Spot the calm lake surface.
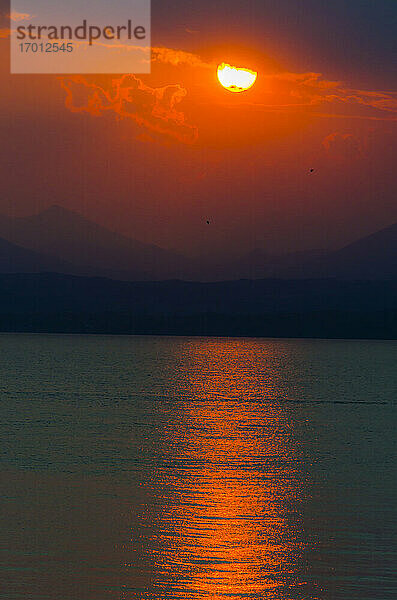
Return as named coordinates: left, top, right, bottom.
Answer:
left=0, top=334, right=396, bottom=599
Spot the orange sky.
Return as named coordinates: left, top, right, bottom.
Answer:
left=0, top=1, right=396, bottom=258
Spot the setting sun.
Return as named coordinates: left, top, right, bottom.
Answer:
left=217, top=62, right=257, bottom=93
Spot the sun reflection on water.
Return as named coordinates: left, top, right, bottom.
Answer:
left=136, top=340, right=314, bottom=599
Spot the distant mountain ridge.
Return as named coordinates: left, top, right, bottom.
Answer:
left=0, top=206, right=191, bottom=280
left=0, top=206, right=396, bottom=280
left=0, top=235, right=84, bottom=275
left=226, top=222, right=397, bottom=280
left=307, top=222, right=397, bottom=279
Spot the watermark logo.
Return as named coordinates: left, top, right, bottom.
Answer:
left=10, top=0, right=151, bottom=73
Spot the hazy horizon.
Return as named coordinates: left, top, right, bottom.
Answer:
left=0, top=202, right=396, bottom=261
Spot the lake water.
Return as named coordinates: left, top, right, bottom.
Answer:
left=0, top=334, right=396, bottom=599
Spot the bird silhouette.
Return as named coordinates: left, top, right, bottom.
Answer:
left=206, top=220, right=210, bottom=225
left=309, top=168, right=315, bottom=173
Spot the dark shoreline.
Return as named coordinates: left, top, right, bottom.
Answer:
left=1, top=310, right=397, bottom=340
left=1, top=272, right=397, bottom=339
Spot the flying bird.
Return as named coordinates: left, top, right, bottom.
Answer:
left=309, top=168, right=315, bottom=173
left=206, top=220, right=210, bottom=225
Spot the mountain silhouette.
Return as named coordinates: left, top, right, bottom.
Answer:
left=311, top=222, right=397, bottom=279
left=234, top=223, right=397, bottom=280
left=282, top=223, right=397, bottom=280
left=0, top=206, right=396, bottom=280
left=0, top=235, right=84, bottom=275
left=0, top=206, right=191, bottom=280
left=228, top=248, right=329, bottom=279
